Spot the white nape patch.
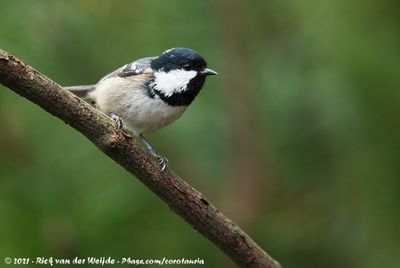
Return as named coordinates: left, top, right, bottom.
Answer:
left=163, top=48, right=174, bottom=54
left=151, top=69, right=197, bottom=97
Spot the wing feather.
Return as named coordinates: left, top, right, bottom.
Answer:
left=99, top=57, right=155, bottom=82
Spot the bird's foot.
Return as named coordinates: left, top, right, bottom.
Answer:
left=111, top=112, right=124, bottom=129
left=156, top=155, right=169, bottom=172
left=138, top=134, right=169, bottom=172
left=110, top=112, right=131, bottom=138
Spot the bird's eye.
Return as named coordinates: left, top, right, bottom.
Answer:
left=183, top=64, right=191, bottom=71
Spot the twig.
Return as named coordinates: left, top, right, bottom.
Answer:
left=0, top=49, right=281, bottom=268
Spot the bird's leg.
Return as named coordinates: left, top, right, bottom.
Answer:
left=110, top=113, right=168, bottom=171
left=137, top=133, right=169, bottom=172
left=140, top=134, right=169, bottom=171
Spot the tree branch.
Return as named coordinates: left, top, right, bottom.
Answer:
left=0, top=49, right=280, bottom=268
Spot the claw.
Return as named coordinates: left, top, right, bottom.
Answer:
left=157, top=156, right=169, bottom=171
left=110, top=112, right=124, bottom=129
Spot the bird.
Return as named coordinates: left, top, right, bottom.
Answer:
left=65, top=47, right=217, bottom=171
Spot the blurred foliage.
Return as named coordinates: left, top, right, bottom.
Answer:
left=1, top=0, right=400, bottom=267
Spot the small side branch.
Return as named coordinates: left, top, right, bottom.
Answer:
left=0, top=49, right=280, bottom=268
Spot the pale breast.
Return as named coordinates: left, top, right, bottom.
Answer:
left=90, top=76, right=187, bottom=134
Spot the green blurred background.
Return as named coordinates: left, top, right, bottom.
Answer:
left=1, top=0, right=399, bottom=267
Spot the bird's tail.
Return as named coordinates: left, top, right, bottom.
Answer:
left=64, top=85, right=96, bottom=97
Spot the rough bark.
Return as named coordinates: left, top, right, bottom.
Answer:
left=0, top=49, right=281, bottom=268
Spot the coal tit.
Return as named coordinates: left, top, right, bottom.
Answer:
left=65, top=47, right=217, bottom=171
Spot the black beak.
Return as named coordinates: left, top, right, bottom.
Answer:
left=200, top=68, right=218, bottom=76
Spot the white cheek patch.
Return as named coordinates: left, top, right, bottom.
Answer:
left=151, top=69, right=197, bottom=97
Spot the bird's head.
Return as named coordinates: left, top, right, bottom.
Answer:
left=150, top=47, right=217, bottom=106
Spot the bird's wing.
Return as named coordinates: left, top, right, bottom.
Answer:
left=99, top=57, right=155, bottom=82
